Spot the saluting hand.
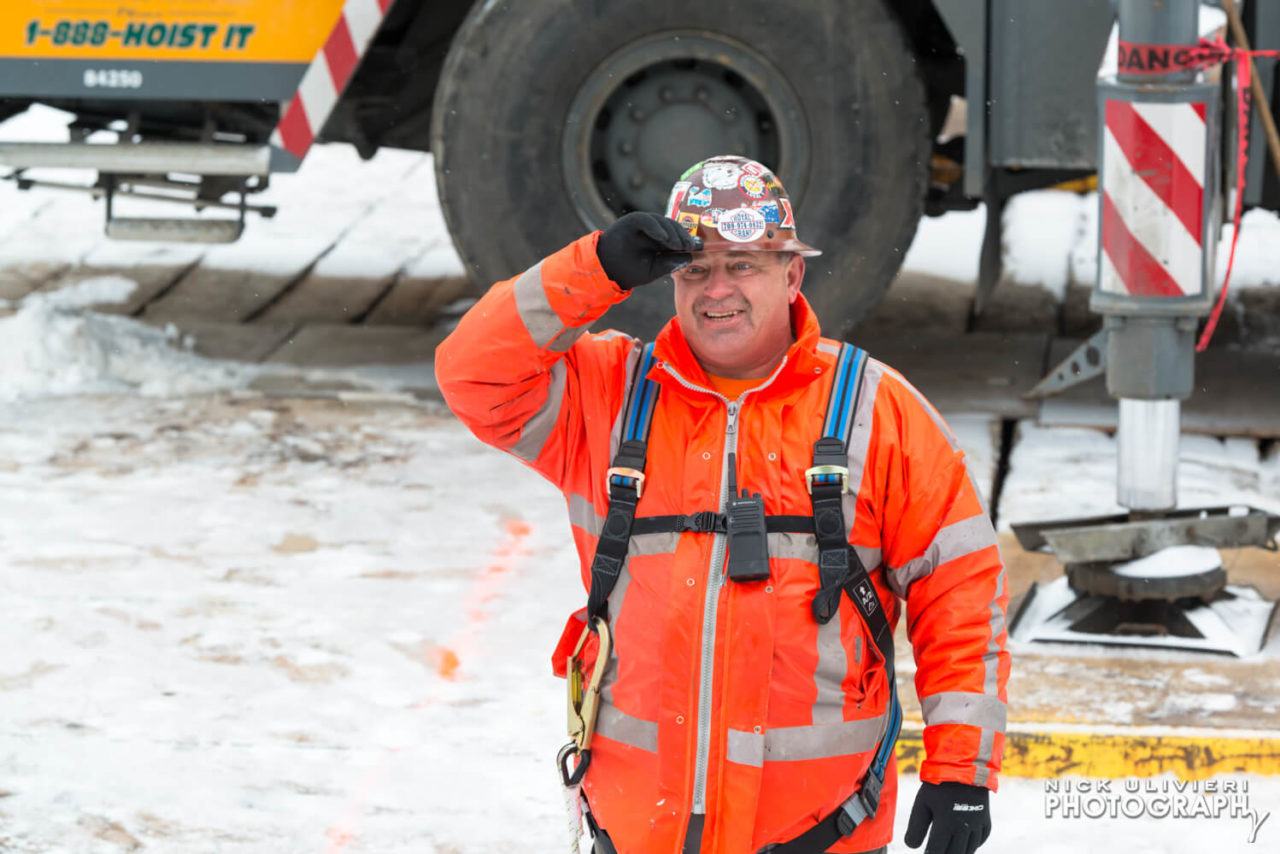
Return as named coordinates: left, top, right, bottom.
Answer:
left=596, top=211, right=702, bottom=291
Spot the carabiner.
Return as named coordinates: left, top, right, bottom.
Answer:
left=558, top=741, right=591, bottom=788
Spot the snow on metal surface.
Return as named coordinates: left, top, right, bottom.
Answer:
left=1112, top=544, right=1222, bottom=578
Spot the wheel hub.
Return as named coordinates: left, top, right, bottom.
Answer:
left=563, top=32, right=808, bottom=228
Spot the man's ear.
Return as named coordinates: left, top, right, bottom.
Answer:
left=785, top=254, right=805, bottom=303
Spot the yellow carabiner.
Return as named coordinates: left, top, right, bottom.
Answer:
left=566, top=615, right=612, bottom=751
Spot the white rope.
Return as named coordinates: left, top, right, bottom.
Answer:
left=559, top=765, right=583, bottom=854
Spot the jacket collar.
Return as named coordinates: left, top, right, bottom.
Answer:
left=650, top=293, right=830, bottom=398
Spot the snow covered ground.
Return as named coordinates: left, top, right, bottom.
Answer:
left=2, top=386, right=1276, bottom=853
left=0, top=288, right=1271, bottom=852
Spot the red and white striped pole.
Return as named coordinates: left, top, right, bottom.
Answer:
left=1093, top=0, right=1219, bottom=511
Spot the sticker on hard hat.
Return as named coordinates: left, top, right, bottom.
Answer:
left=778, top=198, right=795, bottom=228
left=688, top=187, right=713, bottom=207
left=666, top=181, right=691, bottom=218
left=752, top=201, right=780, bottom=223
left=741, top=160, right=766, bottom=177
left=702, top=162, right=742, bottom=190
left=676, top=211, right=700, bottom=237
left=718, top=207, right=767, bottom=243
left=701, top=208, right=724, bottom=227
left=740, top=175, right=766, bottom=198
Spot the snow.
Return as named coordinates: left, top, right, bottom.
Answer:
left=0, top=277, right=258, bottom=401
left=1001, top=192, right=1091, bottom=301
left=1113, top=545, right=1223, bottom=579
left=0, top=396, right=1274, bottom=851
left=999, top=423, right=1280, bottom=531
left=902, top=206, right=986, bottom=282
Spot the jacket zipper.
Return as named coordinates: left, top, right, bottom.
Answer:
left=658, top=357, right=788, bottom=817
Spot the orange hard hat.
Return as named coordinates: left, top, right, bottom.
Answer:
left=664, top=155, right=821, bottom=257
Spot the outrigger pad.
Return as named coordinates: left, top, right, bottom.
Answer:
left=1009, top=576, right=1276, bottom=657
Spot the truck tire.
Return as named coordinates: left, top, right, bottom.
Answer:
left=432, top=0, right=928, bottom=339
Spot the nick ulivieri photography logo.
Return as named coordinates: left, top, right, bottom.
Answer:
left=1043, top=778, right=1271, bottom=843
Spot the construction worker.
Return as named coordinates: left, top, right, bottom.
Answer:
left=435, top=155, right=1009, bottom=854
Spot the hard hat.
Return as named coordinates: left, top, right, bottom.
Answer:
left=663, top=155, right=821, bottom=257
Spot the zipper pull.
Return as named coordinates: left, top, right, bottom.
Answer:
left=725, top=402, right=739, bottom=434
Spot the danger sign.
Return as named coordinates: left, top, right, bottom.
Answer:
left=1117, top=40, right=1197, bottom=76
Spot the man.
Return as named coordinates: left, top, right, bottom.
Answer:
left=436, top=155, right=1009, bottom=854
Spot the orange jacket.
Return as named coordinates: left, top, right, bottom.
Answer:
left=435, top=233, right=1010, bottom=854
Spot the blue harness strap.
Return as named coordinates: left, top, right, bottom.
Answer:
left=769, top=342, right=902, bottom=852
left=587, top=343, right=660, bottom=623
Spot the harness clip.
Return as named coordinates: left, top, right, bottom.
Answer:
left=566, top=615, right=613, bottom=752
left=605, top=467, right=646, bottom=498
left=804, top=464, right=850, bottom=494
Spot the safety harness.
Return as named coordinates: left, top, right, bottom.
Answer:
left=561, top=341, right=903, bottom=852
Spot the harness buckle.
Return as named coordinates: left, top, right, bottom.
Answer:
left=804, top=464, right=850, bottom=494
left=605, top=467, right=646, bottom=499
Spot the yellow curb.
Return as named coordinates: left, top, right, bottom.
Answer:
left=895, top=724, right=1280, bottom=780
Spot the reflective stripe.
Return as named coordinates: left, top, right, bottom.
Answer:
left=726, top=728, right=765, bottom=767
left=629, top=531, right=679, bottom=557
left=974, top=729, right=995, bottom=787
left=975, top=562, right=1008, bottom=787
left=513, top=261, right=591, bottom=350
left=767, top=532, right=816, bottom=561
left=816, top=340, right=841, bottom=356
left=764, top=714, right=887, bottom=762
left=767, top=534, right=879, bottom=573
left=812, top=615, right=848, bottom=725
left=548, top=327, right=588, bottom=353
left=513, top=261, right=562, bottom=347
left=595, top=701, right=658, bottom=753
left=568, top=492, right=603, bottom=537
left=887, top=513, right=1000, bottom=597
left=921, top=692, right=1008, bottom=731
left=510, top=361, right=566, bottom=462
left=984, top=565, right=1007, bottom=700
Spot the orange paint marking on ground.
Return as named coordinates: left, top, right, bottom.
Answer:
left=322, top=515, right=534, bottom=854
left=430, top=645, right=461, bottom=680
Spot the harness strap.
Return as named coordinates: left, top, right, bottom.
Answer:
left=629, top=513, right=815, bottom=536
left=586, top=343, right=659, bottom=623
left=766, top=343, right=902, bottom=853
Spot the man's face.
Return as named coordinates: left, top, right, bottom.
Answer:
left=672, top=250, right=804, bottom=379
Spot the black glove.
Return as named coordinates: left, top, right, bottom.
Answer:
left=904, top=781, right=991, bottom=854
left=596, top=211, right=702, bottom=290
